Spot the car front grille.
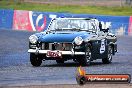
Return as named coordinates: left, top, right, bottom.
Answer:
left=41, top=43, right=73, bottom=51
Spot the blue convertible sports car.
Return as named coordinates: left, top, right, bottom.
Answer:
left=28, top=18, right=117, bottom=66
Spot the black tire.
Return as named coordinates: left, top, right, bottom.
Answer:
left=30, top=53, right=42, bottom=67
left=56, top=60, right=64, bottom=64
left=79, top=44, right=92, bottom=66
left=102, top=46, right=113, bottom=64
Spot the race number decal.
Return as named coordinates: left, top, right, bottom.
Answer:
left=100, top=39, right=105, bottom=54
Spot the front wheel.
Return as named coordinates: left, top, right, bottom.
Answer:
left=102, top=46, right=113, bottom=64
left=79, top=45, right=92, bottom=66
left=30, top=53, right=42, bottom=67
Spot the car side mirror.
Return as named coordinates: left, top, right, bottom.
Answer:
left=99, top=22, right=109, bottom=33
left=102, top=28, right=109, bottom=33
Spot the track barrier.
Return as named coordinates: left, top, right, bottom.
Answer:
left=0, top=9, right=132, bottom=35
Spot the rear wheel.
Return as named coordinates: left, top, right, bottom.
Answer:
left=79, top=44, right=92, bottom=66
left=102, top=46, right=113, bottom=64
left=30, top=53, right=42, bottom=67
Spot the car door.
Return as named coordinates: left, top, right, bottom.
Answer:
left=96, top=31, right=108, bottom=58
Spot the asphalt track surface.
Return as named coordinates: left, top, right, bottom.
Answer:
left=0, top=30, right=132, bottom=87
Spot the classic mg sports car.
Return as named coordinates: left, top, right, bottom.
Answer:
left=28, top=18, right=117, bottom=66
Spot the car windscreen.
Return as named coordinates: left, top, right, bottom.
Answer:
left=48, top=18, right=99, bottom=33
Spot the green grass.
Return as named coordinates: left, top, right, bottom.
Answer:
left=0, top=1, right=132, bottom=16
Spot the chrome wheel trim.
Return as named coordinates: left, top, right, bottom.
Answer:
left=108, top=46, right=112, bottom=61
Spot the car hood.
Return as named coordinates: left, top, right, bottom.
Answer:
left=36, top=32, right=91, bottom=43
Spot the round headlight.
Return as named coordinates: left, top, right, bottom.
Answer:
left=74, top=36, right=83, bottom=45
left=29, top=35, right=38, bottom=44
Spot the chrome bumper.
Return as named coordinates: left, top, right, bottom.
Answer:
left=28, top=49, right=85, bottom=55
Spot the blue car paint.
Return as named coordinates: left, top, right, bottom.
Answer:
left=36, top=31, right=91, bottom=43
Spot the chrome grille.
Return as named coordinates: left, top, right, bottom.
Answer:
left=41, top=43, right=73, bottom=51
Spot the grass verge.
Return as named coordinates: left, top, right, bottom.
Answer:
left=0, top=1, right=132, bottom=16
